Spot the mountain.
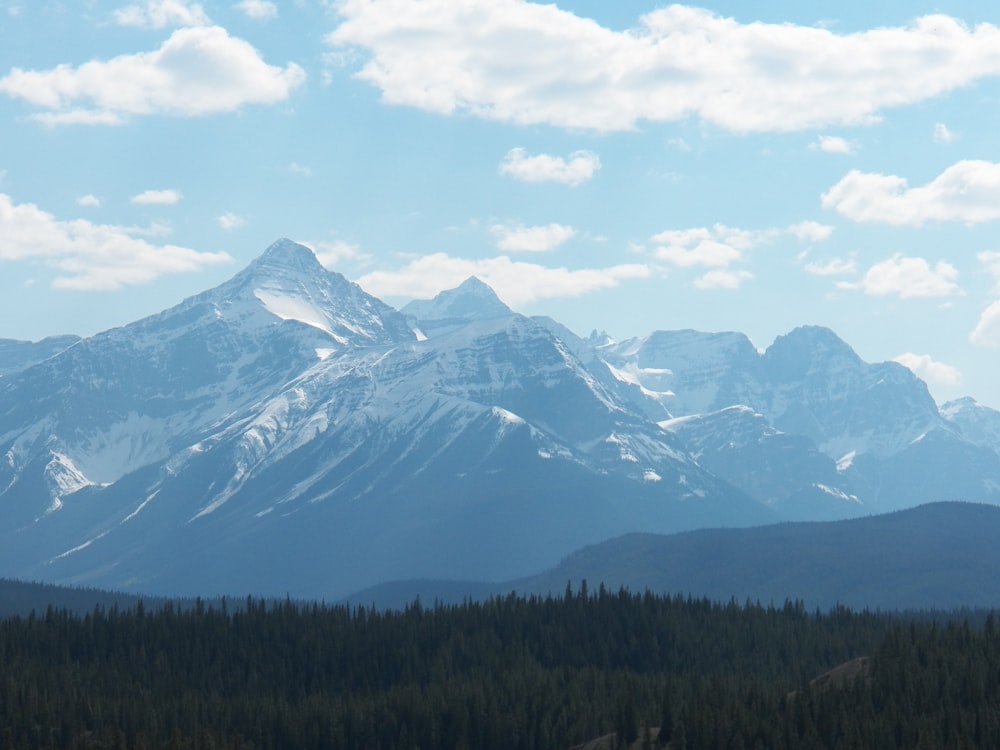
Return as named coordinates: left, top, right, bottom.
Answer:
left=345, top=502, right=1000, bottom=612
left=2, top=238, right=999, bottom=601
left=400, top=276, right=514, bottom=337
left=0, top=241, right=766, bottom=599
left=0, top=334, right=81, bottom=377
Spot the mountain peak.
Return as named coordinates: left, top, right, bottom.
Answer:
left=401, top=276, right=513, bottom=325
left=764, top=325, right=860, bottom=376
left=252, top=238, right=324, bottom=275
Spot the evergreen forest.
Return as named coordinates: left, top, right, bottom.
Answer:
left=1, top=583, right=999, bottom=749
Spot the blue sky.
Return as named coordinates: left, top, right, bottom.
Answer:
left=2, top=1, right=1000, bottom=408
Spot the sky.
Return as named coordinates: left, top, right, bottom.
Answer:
left=2, top=1, right=1000, bottom=409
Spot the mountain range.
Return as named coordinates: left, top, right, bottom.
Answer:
left=2, top=239, right=999, bottom=601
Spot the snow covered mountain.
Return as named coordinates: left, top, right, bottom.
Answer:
left=0, top=240, right=764, bottom=599
left=1, top=238, right=998, bottom=599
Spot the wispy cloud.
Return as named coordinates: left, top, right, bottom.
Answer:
left=288, top=162, right=313, bottom=176
left=217, top=212, right=246, bottom=230
left=933, top=122, right=956, bottom=143
left=357, top=253, right=649, bottom=306
left=0, top=26, right=305, bottom=125
left=77, top=194, right=101, bottom=208
left=113, top=0, right=210, bottom=29
left=803, top=257, right=856, bottom=276
left=811, top=135, right=859, bottom=155
left=498, top=148, right=600, bottom=186
left=131, top=189, right=182, bottom=206
left=693, top=269, right=754, bottom=290
left=837, top=254, right=962, bottom=298
left=0, top=192, right=231, bottom=290
left=822, top=160, right=1000, bottom=225
left=490, top=223, right=576, bottom=252
left=235, top=0, right=277, bottom=21
left=308, top=239, right=365, bottom=268
left=893, top=352, right=962, bottom=385
left=328, top=3, right=1000, bottom=133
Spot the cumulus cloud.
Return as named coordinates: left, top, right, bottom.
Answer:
left=893, top=352, right=963, bottom=385
left=811, top=135, right=858, bottom=155
left=490, top=223, right=576, bottom=252
left=0, top=192, right=231, bottom=290
left=498, top=148, right=601, bottom=186
left=357, top=253, right=650, bottom=306
left=327, top=2, right=1000, bottom=133
left=77, top=194, right=101, bottom=207
left=933, top=122, right=956, bottom=143
left=131, top=188, right=182, bottom=205
left=0, top=26, right=305, bottom=124
left=235, top=0, right=277, bottom=20
left=970, top=300, right=1000, bottom=347
left=651, top=225, right=766, bottom=268
left=837, top=254, right=962, bottom=298
left=822, top=160, right=1000, bottom=225
left=217, top=212, right=246, bottom=230
left=648, top=221, right=830, bottom=289
left=113, top=0, right=210, bottom=28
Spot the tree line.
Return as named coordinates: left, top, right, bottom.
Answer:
left=1, top=583, right=998, bottom=748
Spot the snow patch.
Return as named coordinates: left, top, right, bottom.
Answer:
left=491, top=406, right=525, bottom=425
left=254, top=289, right=347, bottom=343
left=836, top=450, right=856, bottom=471
left=51, top=530, right=110, bottom=561
left=643, top=469, right=662, bottom=482
left=122, top=491, right=159, bottom=524
left=814, top=483, right=861, bottom=504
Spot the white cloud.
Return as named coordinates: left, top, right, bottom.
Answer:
left=933, top=122, right=956, bottom=143
left=788, top=221, right=835, bottom=242
left=498, top=148, right=600, bottom=187
left=357, top=253, right=650, bottom=306
left=217, top=212, right=246, bottom=230
left=893, top=352, right=963, bottom=385
left=978, top=250, right=1000, bottom=292
left=803, top=257, right=856, bottom=276
left=328, top=3, right=1000, bottom=133
left=131, top=189, right=182, bottom=205
left=0, top=26, right=305, bottom=124
left=0, top=192, right=231, bottom=290
left=649, top=222, right=829, bottom=277
left=309, top=239, right=364, bottom=268
left=693, top=269, right=754, bottom=290
left=288, top=162, right=313, bottom=176
left=837, top=254, right=962, bottom=298
left=235, top=0, right=277, bottom=21
left=822, top=160, right=1000, bottom=225
left=970, top=300, right=1000, bottom=347
left=77, top=194, right=101, bottom=208
left=490, top=223, right=576, bottom=252
left=113, top=0, right=210, bottom=29
left=811, top=135, right=858, bottom=155
left=651, top=225, right=764, bottom=267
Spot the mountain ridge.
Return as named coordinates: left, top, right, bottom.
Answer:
left=1, top=239, right=998, bottom=600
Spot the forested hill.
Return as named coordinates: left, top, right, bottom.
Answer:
left=2, top=587, right=1000, bottom=748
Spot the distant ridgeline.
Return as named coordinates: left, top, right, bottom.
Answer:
left=1, top=585, right=999, bottom=749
